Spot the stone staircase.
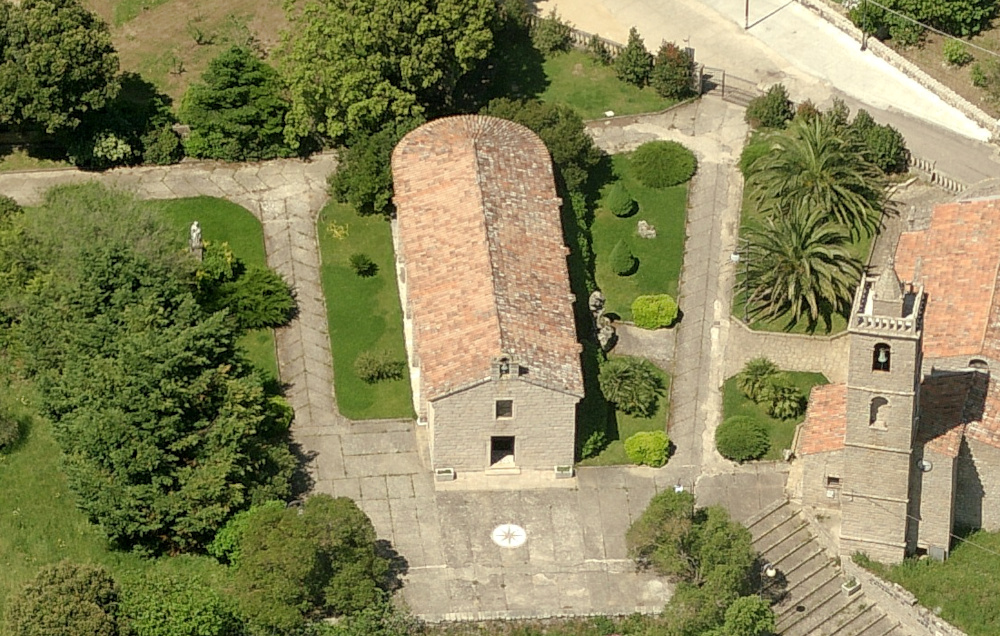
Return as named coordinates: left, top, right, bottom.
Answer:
left=746, top=500, right=903, bottom=636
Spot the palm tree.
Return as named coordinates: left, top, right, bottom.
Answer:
left=743, top=207, right=863, bottom=328
left=746, top=116, right=885, bottom=239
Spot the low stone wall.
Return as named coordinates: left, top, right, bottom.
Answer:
left=725, top=320, right=849, bottom=383
left=842, top=558, right=968, bottom=636
left=795, top=0, right=1000, bottom=143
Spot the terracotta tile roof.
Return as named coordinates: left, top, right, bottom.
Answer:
left=917, top=373, right=986, bottom=458
left=392, top=115, right=583, bottom=401
left=894, top=197, right=1000, bottom=359
left=796, top=383, right=847, bottom=455
left=968, top=374, right=1000, bottom=448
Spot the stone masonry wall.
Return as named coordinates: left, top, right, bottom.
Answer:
left=799, top=450, right=845, bottom=509
left=842, top=558, right=968, bottom=636
left=724, top=321, right=849, bottom=383
left=912, top=447, right=956, bottom=555
left=795, top=0, right=1000, bottom=142
left=955, top=437, right=1000, bottom=531
left=430, top=380, right=577, bottom=473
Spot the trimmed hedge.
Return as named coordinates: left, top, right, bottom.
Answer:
left=609, top=239, right=638, bottom=276
left=605, top=182, right=638, bottom=217
left=624, top=430, right=670, bottom=467
left=629, top=140, right=697, bottom=188
left=354, top=350, right=405, bottom=383
left=631, top=294, right=678, bottom=329
left=716, top=415, right=770, bottom=462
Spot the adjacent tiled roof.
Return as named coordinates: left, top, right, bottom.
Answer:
left=796, top=383, right=847, bottom=455
left=391, top=115, right=583, bottom=401
left=894, top=197, right=1000, bottom=359
left=917, top=373, right=984, bottom=458
left=894, top=195, right=1000, bottom=450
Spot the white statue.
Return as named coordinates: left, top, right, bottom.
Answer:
left=189, top=221, right=203, bottom=260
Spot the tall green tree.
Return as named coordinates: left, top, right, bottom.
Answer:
left=6, top=562, right=123, bottom=636
left=0, top=0, right=120, bottom=132
left=280, top=0, right=495, bottom=145
left=746, top=116, right=885, bottom=239
left=233, top=495, right=390, bottom=633
left=181, top=46, right=296, bottom=161
left=614, top=27, right=653, bottom=87
left=743, top=208, right=864, bottom=327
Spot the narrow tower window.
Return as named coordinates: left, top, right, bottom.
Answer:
left=873, top=344, right=891, bottom=372
left=870, top=397, right=889, bottom=429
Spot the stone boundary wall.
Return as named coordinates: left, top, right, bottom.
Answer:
left=842, top=558, right=968, bottom=636
left=725, top=321, right=849, bottom=383
left=795, top=0, right=1000, bottom=143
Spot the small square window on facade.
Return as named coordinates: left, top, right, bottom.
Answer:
left=495, top=399, right=513, bottom=418
left=826, top=476, right=842, bottom=488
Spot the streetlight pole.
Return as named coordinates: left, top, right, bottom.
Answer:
left=745, top=0, right=750, bottom=29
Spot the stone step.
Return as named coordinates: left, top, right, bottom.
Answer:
left=745, top=498, right=792, bottom=531
left=783, top=587, right=867, bottom=636
left=750, top=506, right=800, bottom=544
left=777, top=573, right=843, bottom=631
left=778, top=549, right=833, bottom=587
left=853, top=613, right=898, bottom=636
left=771, top=539, right=824, bottom=575
left=828, top=600, right=881, bottom=636
left=760, top=524, right=815, bottom=564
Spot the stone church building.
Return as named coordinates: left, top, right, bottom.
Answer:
left=389, top=115, right=583, bottom=479
left=794, top=194, right=1000, bottom=563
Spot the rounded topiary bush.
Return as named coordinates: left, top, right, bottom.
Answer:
left=629, top=140, right=697, bottom=188
left=609, top=239, right=638, bottom=276
left=354, top=350, right=405, bottom=383
left=624, top=430, right=670, bottom=467
left=605, top=182, right=638, bottom=217
left=631, top=294, right=678, bottom=329
left=716, top=416, right=770, bottom=462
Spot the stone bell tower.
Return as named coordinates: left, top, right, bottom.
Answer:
left=840, top=261, right=925, bottom=563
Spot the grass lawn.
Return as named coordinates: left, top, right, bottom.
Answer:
left=722, top=371, right=828, bottom=460
left=152, top=196, right=278, bottom=380
left=317, top=202, right=414, bottom=420
left=0, top=385, right=226, bottom=624
left=593, top=153, right=688, bottom=321
left=860, top=531, right=1000, bottom=636
left=541, top=50, right=677, bottom=120
left=0, top=148, right=69, bottom=172
left=578, top=356, right=671, bottom=466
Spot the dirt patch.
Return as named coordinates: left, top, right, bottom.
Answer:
left=84, top=0, right=287, bottom=105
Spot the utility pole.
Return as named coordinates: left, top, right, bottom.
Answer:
left=745, top=0, right=750, bottom=29
left=861, top=0, right=869, bottom=50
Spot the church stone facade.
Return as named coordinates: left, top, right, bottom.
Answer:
left=795, top=195, right=1000, bottom=563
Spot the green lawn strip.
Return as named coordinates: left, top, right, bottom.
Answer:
left=579, top=358, right=671, bottom=467
left=732, top=191, right=874, bottom=336
left=721, top=372, right=828, bottom=460
left=864, top=531, right=1000, bottom=636
left=153, top=196, right=278, bottom=380
left=540, top=50, right=676, bottom=120
left=0, top=402, right=225, bottom=622
left=593, top=154, right=687, bottom=321
left=113, top=0, right=172, bottom=26
left=317, top=202, right=414, bottom=420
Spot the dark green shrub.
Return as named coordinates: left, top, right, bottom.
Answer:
left=738, top=135, right=774, bottom=178
left=631, top=294, right=678, bottom=329
left=744, top=84, right=793, bottom=129
left=140, top=125, right=184, bottom=165
left=614, top=27, right=653, bottom=87
left=531, top=9, right=572, bottom=55
left=587, top=33, right=612, bottom=65
left=208, top=500, right=287, bottom=566
left=735, top=357, right=779, bottom=403
left=6, top=562, right=123, bottom=636
left=609, top=239, right=638, bottom=276
left=68, top=131, right=136, bottom=170
left=350, top=252, right=379, bottom=277
left=849, top=109, right=910, bottom=174
left=221, top=267, right=297, bottom=330
left=715, top=416, right=770, bottom=462
left=944, top=39, right=974, bottom=66
left=605, top=182, right=637, bottom=217
left=630, top=140, right=697, bottom=188
left=795, top=99, right=821, bottom=123
left=0, top=194, right=22, bottom=219
left=760, top=375, right=806, bottom=420
left=0, top=410, right=20, bottom=450
left=970, top=59, right=1000, bottom=102
left=650, top=42, right=694, bottom=100
left=581, top=430, right=608, bottom=459
left=624, top=430, right=670, bottom=467
left=355, top=350, right=405, bottom=383
left=120, top=572, right=237, bottom=636
left=598, top=356, right=665, bottom=417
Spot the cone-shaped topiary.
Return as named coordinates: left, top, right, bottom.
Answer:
left=605, top=182, right=638, bottom=217
left=609, top=239, right=638, bottom=276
